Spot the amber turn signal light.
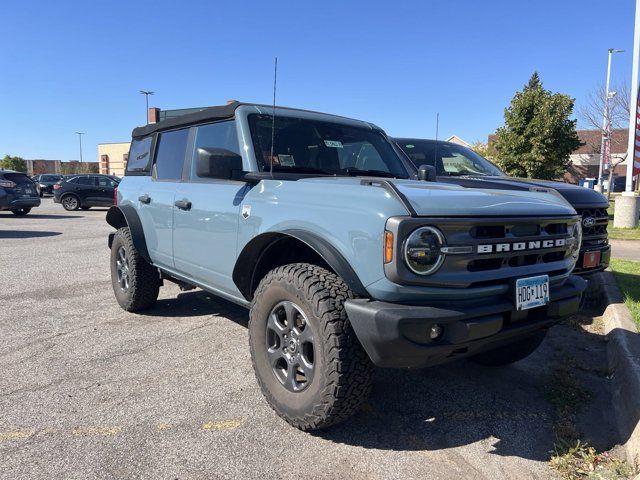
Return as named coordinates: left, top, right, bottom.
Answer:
left=384, top=231, right=394, bottom=263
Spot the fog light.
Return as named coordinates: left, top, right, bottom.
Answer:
left=429, top=324, right=444, bottom=340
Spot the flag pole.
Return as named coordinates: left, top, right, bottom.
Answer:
left=625, top=0, right=640, bottom=192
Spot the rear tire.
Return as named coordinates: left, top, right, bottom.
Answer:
left=11, top=208, right=31, bottom=216
left=110, top=227, right=160, bottom=312
left=61, top=194, right=80, bottom=211
left=470, top=331, right=547, bottom=366
left=249, top=263, right=373, bottom=430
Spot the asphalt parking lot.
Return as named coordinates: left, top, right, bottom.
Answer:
left=0, top=199, right=620, bottom=479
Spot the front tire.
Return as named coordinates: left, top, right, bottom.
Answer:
left=249, top=263, right=373, bottom=430
left=11, top=208, right=31, bottom=216
left=110, top=227, right=160, bottom=312
left=61, top=194, right=80, bottom=211
left=470, top=331, right=547, bottom=366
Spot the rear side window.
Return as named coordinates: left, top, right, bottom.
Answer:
left=76, top=176, right=95, bottom=186
left=4, top=173, right=32, bottom=185
left=191, top=121, right=240, bottom=179
left=154, top=129, right=189, bottom=180
left=42, top=175, right=62, bottom=182
left=126, top=137, right=153, bottom=173
left=97, top=176, right=117, bottom=187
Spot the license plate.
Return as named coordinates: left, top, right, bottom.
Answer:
left=515, top=275, right=549, bottom=311
left=24, top=188, right=32, bottom=194
left=582, top=251, right=601, bottom=269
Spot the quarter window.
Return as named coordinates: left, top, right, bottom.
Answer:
left=126, top=137, right=153, bottom=173
left=191, top=121, right=240, bottom=179
left=154, top=129, right=189, bottom=180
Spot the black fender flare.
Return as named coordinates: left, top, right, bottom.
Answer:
left=232, top=229, right=368, bottom=301
left=105, top=205, right=152, bottom=264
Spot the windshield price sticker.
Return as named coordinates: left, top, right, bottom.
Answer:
left=324, top=140, right=343, bottom=148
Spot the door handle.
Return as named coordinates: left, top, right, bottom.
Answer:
left=138, top=194, right=151, bottom=204
left=174, top=199, right=191, bottom=211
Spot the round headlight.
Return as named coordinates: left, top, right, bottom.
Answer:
left=568, top=222, right=582, bottom=260
left=403, top=226, right=445, bottom=275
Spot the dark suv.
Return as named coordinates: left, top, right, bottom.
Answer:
left=0, top=169, right=40, bottom=215
left=395, top=139, right=611, bottom=275
left=32, top=174, right=64, bottom=196
left=53, top=174, right=119, bottom=211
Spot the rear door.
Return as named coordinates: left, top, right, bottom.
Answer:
left=95, top=176, right=117, bottom=205
left=136, top=128, right=189, bottom=269
left=173, top=120, right=246, bottom=295
left=75, top=176, right=99, bottom=203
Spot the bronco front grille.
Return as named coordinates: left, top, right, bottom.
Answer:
left=385, top=215, right=580, bottom=289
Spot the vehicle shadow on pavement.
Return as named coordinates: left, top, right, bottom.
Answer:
left=140, top=290, right=249, bottom=327
left=0, top=214, right=83, bottom=219
left=0, top=230, right=62, bottom=239
left=312, top=307, right=621, bottom=462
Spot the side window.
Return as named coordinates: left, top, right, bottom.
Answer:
left=97, top=176, right=116, bottom=187
left=76, top=176, right=95, bottom=186
left=154, top=128, right=189, bottom=180
left=191, top=121, right=240, bottom=179
left=126, top=137, right=153, bottom=173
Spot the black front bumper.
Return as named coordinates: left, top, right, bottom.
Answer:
left=345, top=275, right=587, bottom=368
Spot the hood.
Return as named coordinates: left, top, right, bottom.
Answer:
left=436, top=175, right=608, bottom=208
left=296, top=177, right=576, bottom=217
left=392, top=179, right=576, bottom=217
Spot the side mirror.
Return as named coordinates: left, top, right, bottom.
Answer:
left=417, top=164, right=437, bottom=182
left=196, top=148, right=243, bottom=180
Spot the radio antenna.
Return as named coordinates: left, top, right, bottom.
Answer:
left=270, top=57, right=278, bottom=177
left=434, top=112, right=439, bottom=166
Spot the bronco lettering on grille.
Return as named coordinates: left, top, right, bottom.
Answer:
left=477, top=238, right=566, bottom=254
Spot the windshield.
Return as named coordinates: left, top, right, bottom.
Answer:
left=249, top=114, right=411, bottom=178
left=396, top=140, right=504, bottom=177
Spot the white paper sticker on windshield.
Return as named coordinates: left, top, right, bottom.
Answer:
left=277, top=154, right=296, bottom=166
left=324, top=140, right=343, bottom=148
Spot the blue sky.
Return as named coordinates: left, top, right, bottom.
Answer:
left=0, top=0, right=635, bottom=161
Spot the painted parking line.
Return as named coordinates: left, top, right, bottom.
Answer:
left=201, top=419, right=244, bottom=430
left=0, top=418, right=245, bottom=444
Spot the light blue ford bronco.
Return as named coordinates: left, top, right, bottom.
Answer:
left=106, top=101, right=586, bottom=430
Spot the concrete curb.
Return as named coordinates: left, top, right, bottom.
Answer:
left=594, top=271, right=640, bottom=468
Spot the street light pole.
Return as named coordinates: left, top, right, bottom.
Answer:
left=139, top=90, right=154, bottom=123
left=75, top=132, right=84, bottom=163
left=598, top=48, right=624, bottom=192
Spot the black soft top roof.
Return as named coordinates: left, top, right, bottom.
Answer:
left=132, top=101, right=242, bottom=139
left=131, top=101, right=378, bottom=139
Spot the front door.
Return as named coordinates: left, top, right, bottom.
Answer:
left=172, top=120, right=246, bottom=296
left=96, top=176, right=118, bottom=205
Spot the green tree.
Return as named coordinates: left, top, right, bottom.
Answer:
left=470, top=141, right=490, bottom=159
left=0, top=155, right=26, bottom=172
left=493, top=72, right=582, bottom=179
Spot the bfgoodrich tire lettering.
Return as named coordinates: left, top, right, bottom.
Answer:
left=110, top=227, right=160, bottom=312
left=249, top=263, right=373, bottom=430
left=470, top=331, right=547, bottom=366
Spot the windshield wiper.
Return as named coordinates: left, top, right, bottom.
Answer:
left=340, top=168, right=397, bottom=178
